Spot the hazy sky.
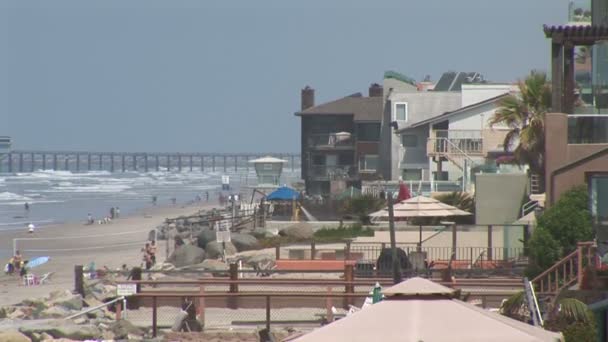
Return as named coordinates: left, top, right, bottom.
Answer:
left=2, top=0, right=567, bottom=153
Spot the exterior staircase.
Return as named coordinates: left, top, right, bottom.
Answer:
left=531, top=241, right=597, bottom=303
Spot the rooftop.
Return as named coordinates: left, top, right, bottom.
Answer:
left=295, top=94, right=382, bottom=121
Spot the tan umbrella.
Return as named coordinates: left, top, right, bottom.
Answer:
left=288, top=277, right=563, bottom=342
left=370, top=196, right=472, bottom=219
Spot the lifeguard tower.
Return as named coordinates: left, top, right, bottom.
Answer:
left=249, top=156, right=287, bottom=187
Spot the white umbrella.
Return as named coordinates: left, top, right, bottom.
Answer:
left=288, top=277, right=563, bottom=342
left=370, top=196, right=472, bottom=219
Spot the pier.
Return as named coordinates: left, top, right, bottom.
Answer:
left=0, top=150, right=301, bottom=173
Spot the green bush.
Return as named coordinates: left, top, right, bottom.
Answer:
left=536, top=185, right=593, bottom=254
left=525, top=226, right=562, bottom=278
left=313, top=223, right=374, bottom=242
left=526, top=185, right=593, bottom=278
left=340, top=195, right=385, bottom=223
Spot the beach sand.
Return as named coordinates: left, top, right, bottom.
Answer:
left=0, top=202, right=218, bottom=305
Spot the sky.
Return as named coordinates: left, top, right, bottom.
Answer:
left=1, top=0, right=568, bottom=153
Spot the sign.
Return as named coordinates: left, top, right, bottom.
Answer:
left=221, top=175, right=230, bottom=185
left=116, top=283, right=137, bottom=296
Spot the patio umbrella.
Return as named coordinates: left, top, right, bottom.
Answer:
left=26, top=256, right=50, bottom=269
left=288, top=277, right=563, bottom=342
left=369, top=196, right=472, bottom=250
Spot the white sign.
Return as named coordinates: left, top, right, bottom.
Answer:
left=216, top=230, right=231, bottom=243
left=117, top=283, right=137, bottom=296
left=221, top=175, right=230, bottom=185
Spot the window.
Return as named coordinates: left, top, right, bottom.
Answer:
left=359, top=154, right=378, bottom=172
left=394, top=102, right=408, bottom=121
left=401, top=134, right=418, bottom=147
left=402, top=169, right=422, bottom=181
left=357, top=123, right=381, bottom=141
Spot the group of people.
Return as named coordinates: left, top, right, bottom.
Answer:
left=4, top=250, right=28, bottom=277
left=218, top=193, right=240, bottom=206
left=85, top=206, right=121, bottom=225
left=141, top=240, right=157, bottom=270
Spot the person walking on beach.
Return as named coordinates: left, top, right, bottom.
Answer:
left=152, top=196, right=157, bottom=206
left=142, top=243, right=152, bottom=270
left=24, top=202, right=30, bottom=212
left=110, top=207, right=115, bottom=220
left=148, top=240, right=157, bottom=265
left=116, top=207, right=120, bottom=218
left=205, top=191, right=209, bottom=202
left=27, top=223, right=35, bottom=234
left=13, top=251, right=22, bottom=273
left=87, top=213, right=94, bottom=225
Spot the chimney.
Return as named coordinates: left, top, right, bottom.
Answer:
left=301, top=86, right=315, bottom=111
left=368, top=83, right=383, bottom=97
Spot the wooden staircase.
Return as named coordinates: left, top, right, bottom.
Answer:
left=531, top=242, right=596, bottom=300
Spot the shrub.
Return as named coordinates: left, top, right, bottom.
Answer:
left=313, top=223, right=374, bottom=242
left=536, top=185, right=593, bottom=254
left=340, top=195, right=385, bottom=224
left=525, top=226, right=562, bottom=278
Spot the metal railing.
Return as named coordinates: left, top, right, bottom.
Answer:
left=307, top=133, right=355, bottom=149
left=521, top=200, right=539, bottom=218
left=308, top=165, right=357, bottom=180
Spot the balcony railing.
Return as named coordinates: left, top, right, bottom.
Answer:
left=309, top=165, right=357, bottom=180
left=428, top=130, right=483, bottom=156
left=307, top=133, right=355, bottom=149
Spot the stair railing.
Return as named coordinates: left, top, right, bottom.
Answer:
left=531, top=241, right=596, bottom=297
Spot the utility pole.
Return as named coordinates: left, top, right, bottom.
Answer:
left=387, top=192, right=402, bottom=284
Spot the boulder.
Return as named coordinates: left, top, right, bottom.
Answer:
left=196, top=229, right=217, bottom=249
left=230, top=233, right=259, bottom=252
left=251, top=228, right=274, bottom=239
left=8, top=308, right=27, bottom=320
left=280, top=222, right=314, bottom=240
left=0, top=330, right=31, bottom=342
left=205, top=241, right=237, bottom=259
left=109, top=320, right=143, bottom=340
left=47, top=293, right=82, bottom=311
left=199, top=259, right=229, bottom=271
left=39, top=306, right=71, bottom=319
left=19, top=320, right=101, bottom=341
left=167, top=244, right=206, bottom=267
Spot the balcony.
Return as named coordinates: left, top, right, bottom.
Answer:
left=427, top=130, right=484, bottom=157
left=307, top=133, right=355, bottom=150
left=308, top=165, right=357, bottom=181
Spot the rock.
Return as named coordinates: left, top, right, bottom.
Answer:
left=196, top=229, right=217, bottom=249
left=205, top=241, right=237, bottom=259
left=167, top=244, right=206, bottom=267
left=39, top=306, right=70, bottom=319
left=230, top=233, right=259, bottom=252
left=110, top=320, right=143, bottom=340
left=40, top=332, right=53, bottom=341
left=199, top=259, right=229, bottom=271
left=279, top=222, right=314, bottom=240
left=244, top=252, right=275, bottom=267
left=72, top=317, right=87, bottom=325
left=100, top=330, right=115, bottom=341
left=19, top=319, right=101, bottom=341
left=0, top=330, right=31, bottom=342
left=8, top=308, right=26, bottom=320
left=48, top=293, right=82, bottom=311
left=251, top=228, right=274, bottom=239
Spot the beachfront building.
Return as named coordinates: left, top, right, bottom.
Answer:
left=295, top=85, right=383, bottom=195
left=542, top=13, right=608, bottom=252
left=395, top=84, right=519, bottom=191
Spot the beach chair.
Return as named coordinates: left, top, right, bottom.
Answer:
left=23, top=274, right=37, bottom=286
left=39, top=272, right=54, bottom=284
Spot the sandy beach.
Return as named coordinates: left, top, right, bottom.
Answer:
left=0, top=202, right=218, bottom=306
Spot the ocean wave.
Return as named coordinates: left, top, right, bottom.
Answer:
left=44, top=184, right=132, bottom=193
left=0, top=192, right=33, bottom=202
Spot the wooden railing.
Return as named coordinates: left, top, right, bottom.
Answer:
left=531, top=241, right=596, bottom=296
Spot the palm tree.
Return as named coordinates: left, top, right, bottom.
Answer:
left=490, top=72, right=551, bottom=192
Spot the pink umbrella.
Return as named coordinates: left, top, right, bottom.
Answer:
left=396, top=182, right=411, bottom=202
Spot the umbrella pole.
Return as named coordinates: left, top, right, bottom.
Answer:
left=418, top=225, right=422, bottom=252
left=387, top=193, right=402, bottom=284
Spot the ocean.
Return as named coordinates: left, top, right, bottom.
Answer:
left=0, top=168, right=299, bottom=232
